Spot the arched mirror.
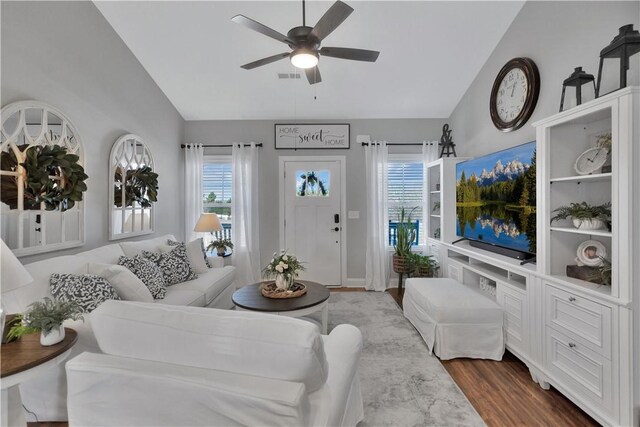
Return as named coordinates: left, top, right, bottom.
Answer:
left=1, top=101, right=86, bottom=256
left=109, top=134, right=157, bottom=240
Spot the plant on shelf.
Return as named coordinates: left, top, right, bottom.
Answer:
left=408, top=253, right=439, bottom=278
left=433, top=228, right=441, bottom=239
left=550, top=202, right=611, bottom=231
left=263, top=250, right=306, bottom=290
left=432, top=201, right=440, bottom=213
left=588, top=257, right=612, bottom=286
left=7, top=297, right=83, bottom=346
left=392, top=207, right=417, bottom=274
left=207, top=238, right=233, bottom=256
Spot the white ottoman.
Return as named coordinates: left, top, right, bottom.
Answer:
left=403, top=278, right=504, bottom=360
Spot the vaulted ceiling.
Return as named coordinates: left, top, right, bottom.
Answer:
left=95, top=1, right=524, bottom=120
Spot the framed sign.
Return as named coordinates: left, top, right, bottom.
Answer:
left=275, top=123, right=350, bottom=149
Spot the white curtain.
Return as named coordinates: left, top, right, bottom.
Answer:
left=364, top=142, right=389, bottom=291
left=232, top=143, right=261, bottom=286
left=422, top=141, right=439, bottom=245
left=184, top=144, right=204, bottom=242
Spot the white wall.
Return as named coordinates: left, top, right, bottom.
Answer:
left=1, top=1, right=185, bottom=263
left=185, top=118, right=446, bottom=283
left=449, top=1, right=640, bottom=158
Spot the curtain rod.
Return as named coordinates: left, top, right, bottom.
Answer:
left=361, top=141, right=436, bottom=146
left=181, top=143, right=263, bottom=148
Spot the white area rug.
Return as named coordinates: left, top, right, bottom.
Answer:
left=326, top=292, right=485, bottom=427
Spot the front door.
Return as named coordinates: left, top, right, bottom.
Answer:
left=283, top=160, right=342, bottom=286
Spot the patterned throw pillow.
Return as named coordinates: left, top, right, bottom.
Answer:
left=118, top=255, right=167, bottom=299
left=50, top=273, right=120, bottom=313
left=168, top=238, right=211, bottom=271
left=143, top=244, right=198, bottom=285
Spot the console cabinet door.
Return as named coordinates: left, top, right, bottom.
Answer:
left=497, top=283, right=528, bottom=356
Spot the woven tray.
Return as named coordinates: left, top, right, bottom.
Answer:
left=261, top=282, right=307, bottom=299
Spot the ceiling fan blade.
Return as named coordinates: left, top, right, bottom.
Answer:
left=231, top=15, right=294, bottom=45
left=241, top=52, right=290, bottom=70
left=305, top=66, right=322, bottom=85
left=320, top=47, right=380, bottom=62
left=309, top=1, right=353, bottom=42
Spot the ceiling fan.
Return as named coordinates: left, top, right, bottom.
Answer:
left=232, top=0, right=380, bottom=85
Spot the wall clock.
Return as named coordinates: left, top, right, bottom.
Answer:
left=574, top=147, right=608, bottom=175
left=490, top=57, right=540, bottom=132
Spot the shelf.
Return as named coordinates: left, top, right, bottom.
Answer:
left=430, top=190, right=441, bottom=194
left=549, top=274, right=613, bottom=299
left=550, top=173, right=612, bottom=184
left=430, top=214, right=441, bottom=218
left=549, top=226, right=612, bottom=237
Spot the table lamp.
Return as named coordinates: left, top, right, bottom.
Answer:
left=1, top=239, right=34, bottom=343
left=194, top=213, right=222, bottom=234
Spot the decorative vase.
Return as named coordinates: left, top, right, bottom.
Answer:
left=40, top=325, right=65, bottom=346
left=216, top=247, right=226, bottom=256
left=275, top=274, right=295, bottom=290
left=573, top=218, right=604, bottom=230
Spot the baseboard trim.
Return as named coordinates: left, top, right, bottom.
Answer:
left=344, top=278, right=365, bottom=287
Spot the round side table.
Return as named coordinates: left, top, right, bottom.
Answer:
left=1, top=328, right=77, bottom=426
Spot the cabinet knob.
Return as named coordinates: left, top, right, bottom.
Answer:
left=568, top=342, right=576, bottom=348
left=568, top=296, right=576, bottom=302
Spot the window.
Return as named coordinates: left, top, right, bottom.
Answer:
left=202, top=156, right=232, bottom=240
left=387, top=156, right=424, bottom=247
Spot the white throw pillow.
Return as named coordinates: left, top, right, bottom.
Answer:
left=87, top=263, right=154, bottom=302
left=161, top=239, right=210, bottom=274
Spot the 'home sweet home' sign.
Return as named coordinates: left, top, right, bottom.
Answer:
left=274, top=124, right=350, bottom=149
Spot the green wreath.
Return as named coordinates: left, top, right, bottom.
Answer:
left=0, top=144, right=88, bottom=211
left=114, top=165, right=159, bottom=208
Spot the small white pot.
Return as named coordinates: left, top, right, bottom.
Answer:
left=275, top=274, right=295, bottom=290
left=40, top=325, right=65, bottom=346
left=573, top=218, right=604, bottom=230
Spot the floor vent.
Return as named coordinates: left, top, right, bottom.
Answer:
left=278, top=73, right=301, bottom=79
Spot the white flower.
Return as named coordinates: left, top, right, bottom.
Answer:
left=275, top=265, right=284, bottom=273
left=282, top=263, right=288, bottom=269
left=271, top=258, right=275, bottom=263
left=282, top=255, right=288, bottom=261
left=273, top=252, right=277, bottom=257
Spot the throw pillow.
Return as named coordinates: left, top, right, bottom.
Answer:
left=118, top=255, right=167, bottom=300
left=143, top=244, right=198, bottom=285
left=167, top=238, right=211, bottom=273
left=87, top=263, right=154, bottom=302
left=50, top=273, right=120, bottom=313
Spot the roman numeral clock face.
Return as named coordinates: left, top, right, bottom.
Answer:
left=490, top=58, right=540, bottom=132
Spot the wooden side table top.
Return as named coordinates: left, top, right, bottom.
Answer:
left=233, top=280, right=330, bottom=312
left=1, top=328, right=77, bottom=378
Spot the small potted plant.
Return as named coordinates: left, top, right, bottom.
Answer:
left=588, top=257, right=612, bottom=286
left=432, top=201, right=440, bottom=213
left=393, top=207, right=417, bottom=275
left=7, top=297, right=83, bottom=346
left=263, top=250, right=306, bottom=291
left=408, top=253, right=439, bottom=278
left=551, top=202, right=611, bottom=230
left=208, top=238, right=233, bottom=256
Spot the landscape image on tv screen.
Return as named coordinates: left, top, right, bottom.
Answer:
left=456, top=141, right=536, bottom=255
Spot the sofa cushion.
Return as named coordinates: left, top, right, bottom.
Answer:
left=76, top=244, right=126, bottom=265
left=50, top=274, right=120, bottom=313
left=170, top=266, right=235, bottom=306
left=143, top=244, right=198, bottom=285
left=87, top=263, right=153, bottom=302
left=167, top=238, right=211, bottom=272
left=92, top=301, right=329, bottom=392
left=119, top=234, right=177, bottom=257
left=157, top=288, right=205, bottom=307
left=118, top=255, right=167, bottom=300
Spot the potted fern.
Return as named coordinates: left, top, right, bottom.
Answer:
left=7, top=297, right=83, bottom=346
left=207, top=238, right=233, bottom=256
left=550, top=202, right=611, bottom=231
left=392, top=207, right=417, bottom=274
left=408, top=253, right=439, bottom=278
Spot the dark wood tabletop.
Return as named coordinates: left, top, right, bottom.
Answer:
left=1, top=328, right=77, bottom=378
left=233, top=280, right=330, bottom=312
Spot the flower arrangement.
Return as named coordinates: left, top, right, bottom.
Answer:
left=207, top=238, right=233, bottom=256
left=263, top=250, right=305, bottom=290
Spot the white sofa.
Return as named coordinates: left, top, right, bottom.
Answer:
left=66, top=301, right=364, bottom=426
left=1, top=234, right=236, bottom=422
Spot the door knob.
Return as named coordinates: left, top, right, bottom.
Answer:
left=331, top=227, right=340, bottom=232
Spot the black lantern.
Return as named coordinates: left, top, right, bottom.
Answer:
left=596, top=24, right=640, bottom=97
left=560, top=67, right=596, bottom=112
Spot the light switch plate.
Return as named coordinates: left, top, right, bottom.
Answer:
left=348, top=211, right=360, bottom=219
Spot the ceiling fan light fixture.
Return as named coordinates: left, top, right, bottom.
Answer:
left=290, top=49, right=318, bottom=69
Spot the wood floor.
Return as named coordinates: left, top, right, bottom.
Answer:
left=29, top=287, right=599, bottom=427
left=387, top=287, right=600, bottom=427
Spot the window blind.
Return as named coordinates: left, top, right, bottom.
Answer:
left=387, top=159, right=424, bottom=246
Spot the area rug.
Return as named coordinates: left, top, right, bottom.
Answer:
left=326, top=292, right=485, bottom=427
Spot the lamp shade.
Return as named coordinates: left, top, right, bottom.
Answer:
left=194, top=213, right=222, bottom=233
left=1, top=239, right=33, bottom=293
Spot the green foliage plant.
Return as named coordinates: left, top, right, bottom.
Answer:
left=550, top=202, right=611, bottom=227
left=394, top=207, right=417, bottom=257
left=588, top=257, right=612, bottom=286
left=407, top=253, right=439, bottom=277
left=7, top=297, right=84, bottom=341
left=207, top=238, right=234, bottom=251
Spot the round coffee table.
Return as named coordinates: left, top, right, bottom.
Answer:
left=233, top=280, right=330, bottom=333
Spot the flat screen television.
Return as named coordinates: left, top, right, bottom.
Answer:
left=455, top=141, right=536, bottom=260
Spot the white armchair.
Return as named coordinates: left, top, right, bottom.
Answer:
left=65, top=301, right=364, bottom=426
